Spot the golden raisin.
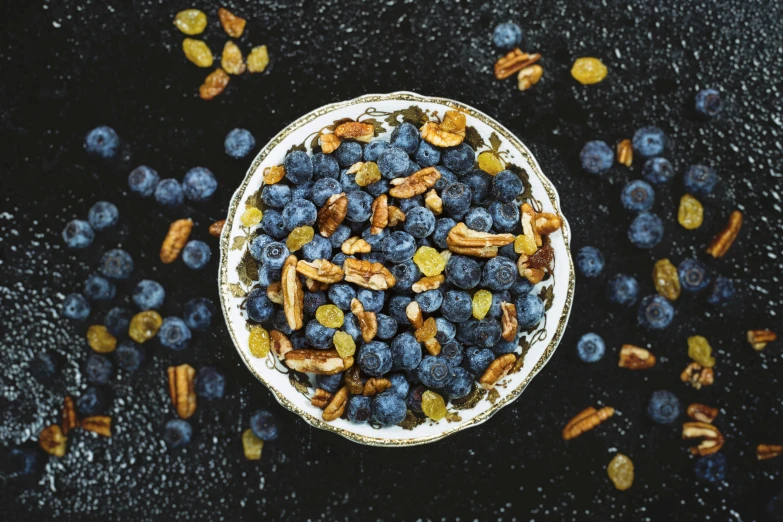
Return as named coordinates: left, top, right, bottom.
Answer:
left=355, top=162, right=382, bottom=187
left=678, top=194, right=704, bottom=230
left=87, top=325, right=117, bottom=354
left=421, top=390, right=447, bottom=421
left=221, top=41, right=246, bottom=75
left=128, top=311, right=163, bottom=343
left=571, top=57, right=608, bottom=85
left=472, top=290, right=492, bottom=320
left=687, top=335, right=715, bottom=368
left=248, top=326, right=270, bottom=358
left=414, top=317, right=437, bottom=342
left=241, top=207, right=263, bottom=227
left=218, top=7, right=246, bottom=38
left=413, top=246, right=446, bottom=277
left=199, top=68, right=230, bottom=100
left=247, top=45, right=269, bottom=73
left=477, top=151, right=505, bottom=175
left=286, top=226, right=314, bottom=252
left=607, top=453, right=634, bottom=491
left=242, top=428, right=264, bottom=460
left=514, top=235, right=537, bottom=255
left=182, top=38, right=213, bottom=67
left=173, top=9, right=207, bottom=35
left=333, top=331, right=356, bottom=358
left=316, top=304, right=344, bottom=328
left=652, top=258, right=680, bottom=300
left=263, top=165, right=285, bottom=184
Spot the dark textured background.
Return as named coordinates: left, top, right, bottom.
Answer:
left=1, top=0, right=782, bottom=520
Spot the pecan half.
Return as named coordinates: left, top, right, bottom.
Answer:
left=420, top=110, right=466, bottom=148
left=351, top=298, right=378, bottom=342
left=322, top=386, right=349, bottom=421
left=423, top=337, right=441, bottom=356
left=341, top=237, right=372, bottom=255
left=319, top=133, right=341, bottom=154
left=562, top=406, right=615, bottom=440
left=447, top=223, right=515, bottom=251
left=424, top=189, right=443, bottom=215
left=706, top=210, right=743, bottom=258
left=680, top=362, right=715, bottom=389
left=479, top=353, right=517, bottom=390
left=389, top=167, right=441, bottom=199
left=520, top=203, right=540, bottom=246
left=39, top=424, right=67, bottom=457
left=500, top=302, right=518, bottom=342
left=317, top=193, right=348, bottom=238
left=387, top=205, right=406, bottom=226
left=362, top=378, right=391, bottom=397
left=618, top=345, right=656, bottom=370
left=517, top=64, right=543, bottom=91
left=218, top=7, right=246, bottom=37
left=160, top=218, right=193, bottom=264
left=747, top=329, right=777, bottom=351
left=370, top=194, right=389, bottom=234
left=687, top=403, right=719, bottom=424
left=334, top=121, right=374, bottom=143
left=412, top=274, right=445, bottom=293
left=406, top=301, right=424, bottom=329
left=682, top=422, right=725, bottom=456
left=270, top=330, right=293, bottom=359
left=282, top=255, right=304, bottom=330
left=616, top=139, right=633, bottom=167
left=311, top=388, right=333, bottom=409
left=517, top=254, right=546, bottom=284
left=267, top=282, right=283, bottom=304
left=209, top=219, right=226, bottom=237
left=343, top=258, right=396, bottom=290
left=757, top=444, right=783, bottom=461
left=285, top=349, right=350, bottom=375
left=82, top=416, right=112, bottom=437
left=263, top=165, right=285, bottom=185
left=494, top=49, right=542, bottom=80
left=296, top=259, right=344, bottom=283
left=62, top=395, right=79, bottom=436
left=167, top=364, right=197, bottom=419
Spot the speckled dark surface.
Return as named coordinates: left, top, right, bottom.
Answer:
left=1, top=0, right=782, bottom=520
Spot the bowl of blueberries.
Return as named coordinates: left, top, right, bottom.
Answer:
left=218, top=92, right=574, bottom=446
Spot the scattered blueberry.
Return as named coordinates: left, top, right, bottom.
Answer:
left=132, top=279, right=165, bottom=310
left=63, top=293, right=91, bottom=320
left=347, top=396, right=372, bottom=424
left=312, top=152, right=340, bottom=179
left=418, top=355, right=454, bottom=388
left=678, top=258, right=711, bottom=293
left=30, top=352, right=58, bottom=382
left=305, top=320, right=336, bottom=349
left=249, top=409, right=279, bottom=440
left=628, top=212, right=664, bottom=248
left=183, top=297, right=215, bottom=331
left=390, top=332, right=422, bottom=371
left=377, top=147, right=409, bottom=179
left=473, top=319, right=502, bottom=348
left=345, top=191, right=374, bottom=222
left=465, top=207, right=493, bottom=232
left=492, top=21, right=523, bottom=50
left=128, top=166, right=160, bottom=197
left=637, top=295, right=675, bottom=330
left=196, top=366, right=225, bottom=399
left=579, top=141, right=613, bottom=175
left=83, top=273, right=116, bottom=301
left=381, top=231, right=416, bottom=263
left=694, top=453, right=726, bottom=484
left=576, top=246, right=604, bottom=278
left=621, top=180, right=655, bottom=213
left=441, top=290, right=473, bottom=322
left=182, top=240, right=211, bottom=269
left=441, top=144, right=475, bottom=175
left=363, top=140, right=390, bottom=162
left=328, top=284, right=357, bottom=310
left=312, top=178, right=342, bottom=207
left=414, top=140, right=441, bottom=167
left=77, top=387, right=108, bottom=416
left=605, top=274, right=639, bottom=306
left=163, top=419, right=192, bottom=449
left=516, top=293, right=545, bottom=329
left=695, top=88, right=724, bottom=118
left=7, top=447, right=40, bottom=477
left=262, top=184, right=292, bottom=208
left=154, top=178, right=184, bottom=207
left=642, top=157, right=674, bottom=185
left=463, top=347, right=495, bottom=375
left=491, top=170, right=524, bottom=202
left=246, top=287, right=274, bottom=322
left=415, top=289, right=443, bottom=313
left=116, top=339, right=145, bottom=372
left=443, top=366, right=473, bottom=399
left=84, top=354, right=113, bottom=385
left=283, top=198, right=318, bottom=229
left=376, top=314, right=398, bottom=340
left=632, top=126, right=666, bottom=158
left=404, top=207, right=436, bottom=238
left=441, top=340, right=464, bottom=366
left=261, top=209, right=288, bottom=239
left=647, top=390, right=681, bottom=424
left=62, top=219, right=95, bottom=249
left=482, top=256, right=517, bottom=291
left=683, top=164, right=719, bottom=196
left=104, top=306, right=132, bottom=337
left=489, top=201, right=519, bottom=233
left=334, top=141, right=363, bottom=168
left=84, top=126, right=119, bottom=159
left=88, top=201, right=119, bottom=231
left=357, top=289, right=385, bottom=313
left=445, top=255, right=481, bottom=290
left=158, top=317, right=192, bottom=351
left=315, top=373, right=343, bottom=394
left=224, top=128, right=256, bottom=158
left=462, top=170, right=491, bottom=205
left=576, top=333, right=605, bottom=362
left=706, top=276, right=736, bottom=307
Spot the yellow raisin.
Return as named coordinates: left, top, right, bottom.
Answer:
left=248, top=326, right=270, bottom=358
left=316, top=304, right=344, bottom=328
left=421, top=390, right=447, bottom=421
left=607, top=453, right=634, bottom=490
left=286, top=226, right=314, bottom=252
left=652, top=258, right=681, bottom=300
left=247, top=45, right=269, bottom=74
left=182, top=38, right=214, bottom=68
left=687, top=335, right=715, bottom=368
left=514, top=235, right=537, bottom=255
left=414, top=317, right=437, bottom=342
left=477, top=151, right=505, bottom=175
left=678, top=194, right=704, bottom=230
left=128, top=311, right=163, bottom=343
left=333, top=331, right=356, bottom=358
left=173, top=9, right=207, bottom=35
left=355, top=162, right=382, bottom=186
left=241, top=207, right=263, bottom=227
left=221, top=41, right=246, bottom=75
left=87, top=325, right=117, bottom=354
left=413, top=246, right=446, bottom=277
left=242, top=428, right=264, bottom=460
left=263, top=165, right=285, bottom=185
left=571, top=57, right=608, bottom=85
left=199, top=68, right=230, bottom=100
left=472, top=290, right=492, bottom=320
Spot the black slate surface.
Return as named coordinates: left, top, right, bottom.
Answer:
left=1, top=0, right=782, bottom=520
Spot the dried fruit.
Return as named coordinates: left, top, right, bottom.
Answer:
left=477, top=151, right=505, bottom=175
left=173, top=9, right=208, bottom=35
left=472, top=289, right=492, bottom=320
left=129, top=311, right=163, bottom=343
left=571, top=57, right=608, bottom=85
left=199, top=68, right=230, bottom=100
left=355, top=162, right=382, bottom=186
left=344, top=365, right=364, bottom=395
left=514, top=234, right=537, bottom=255
left=263, top=165, right=285, bottom=185
left=414, top=317, right=437, bottom=343
left=286, top=226, right=314, bottom=251
left=61, top=396, right=78, bottom=435
left=183, top=38, right=214, bottom=67
left=319, top=133, right=340, bottom=154
left=242, top=428, right=264, bottom=460
left=652, top=258, right=681, bottom=300
left=209, top=220, right=226, bottom=237
left=421, top=390, right=447, bottom=421
left=413, top=246, right=446, bottom=277
left=218, top=7, right=246, bottom=38
left=680, top=362, right=715, bottom=389
left=316, top=304, right=344, bottom=328
left=333, top=331, right=356, bottom=358
left=678, top=194, right=704, bottom=230
left=39, top=425, right=67, bottom=457
left=241, top=207, right=263, bottom=227
left=87, top=325, right=117, bottom=354
left=247, top=45, right=269, bottom=73
left=161, top=218, right=193, bottom=263
left=221, top=41, right=246, bottom=75
left=248, top=326, right=270, bottom=358
left=687, top=335, right=716, bottom=368
left=607, top=453, right=634, bottom=491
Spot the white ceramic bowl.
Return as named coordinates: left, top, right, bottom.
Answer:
left=218, top=92, right=574, bottom=446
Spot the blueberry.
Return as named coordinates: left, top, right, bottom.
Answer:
left=361, top=227, right=389, bottom=252
left=7, top=447, right=41, bottom=476
left=431, top=218, right=457, bottom=249
left=390, top=122, right=420, bottom=154
left=345, top=191, right=373, bottom=222
left=498, top=243, right=516, bottom=260
left=414, top=140, right=441, bottom=167
left=84, top=125, right=119, bottom=159
left=329, top=225, right=352, bottom=249
left=642, top=157, right=674, bottom=185
left=445, top=255, right=481, bottom=289
left=576, top=332, right=605, bottom=362
left=434, top=317, right=456, bottom=344
left=683, top=164, right=719, bottom=197
left=357, top=289, right=384, bottom=313
left=30, top=352, right=58, bottom=382
left=303, top=291, right=326, bottom=316
left=509, top=276, right=534, bottom=296
left=695, top=88, right=724, bottom=118
left=390, top=332, right=423, bottom=371
left=196, top=366, right=225, bottom=399
left=77, top=387, right=108, bottom=416
left=382, top=231, right=416, bottom=263
left=63, top=293, right=91, bottom=320
left=647, top=390, right=681, bottom=424
left=441, top=340, right=464, bottom=366
left=493, top=339, right=518, bottom=355
left=347, top=395, right=372, bottom=423
left=62, top=219, right=95, bottom=249
left=456, top=318, right=478, bottom=345
left=88, top=201, right=119, bottom=231
left=442, top=366, right=472, bottom=399
left=397, top=195, right=423, bottom=213
left=415, top=289, right=443, bottom=313
left=183, top=167, right=218, bottom=202
left=284, top=150, right=313, bottom=184
left=386, top=373, right=410, bottom=400
left=132, top=279, right=165, bottom=310
left=246, top=287, right=274, bottom=322
left=154, top=178, right=184, bottom=207
left=366, top=178, right=390, bottom=197
left=314, top=373, right=343, bottom=394
left=104, top=306, right=132, bottom=337
left=442, top=290, right=473, bottom=322
left=442, top=183, right=472, bottom=217
left=637, top=295, right=675, bottom=330
left=492, top=170, right=524, bottom=202
left=301, top=233, right=333, bottom=261
left=258, top=266, right=281, bottom=286
left=632, top=126, right=666, bottom=158
left=312, top=152, right=340, bottom=179
left=579, top=141, right=613, bottom=175
left=340, top=169, right=361, bottom=192
left=159, top=317, right=192, bottom=350
left=404, top=207, right=436, bottom=238
left=273, top=309, right=293, bottom=335
left=407, top=385, right=426, bottom=413
left=342, top=313, right=361, bottom=341
left=706, top=276, right=736, bottom=307
left=462, top=170, right=492, bottom=205
left=442, top=144, right=475, bottom=175
left=621, top=180, right=655, bottom=213
left=482, top=256, right=517, bottom=291
left=182, top=240, right=211, bottom=269
left=282, top=199, right=318, bottom=230
left=262, top=184, right=292, bottom=208
left=463, top=347, right=494, bottom=375
left=377, top=147, right=409, bottom=179
left=83, top=273, right=116, bottom=301
left=128, top=166, right=160, bottom=197
left=488, top=291, right=510, bottom=319
left=492, top=21, right=523, bottom=50
left=388, top=295, right=413, bottom=324
left=678, top=258, right=711, bottom=293
left=433, top=166, right=458, bottom=191
left=292, top=180, right=314, bottom=201
left=694, top=453, right=726, bottom=484
left=364, top=140, right=390, bottom=162
left=474, top=319, right=502, bottom=348
left=224, top=128, right=255, bottom=158
left=628, top=212, right=664, bottom=249
left=516, top=293, right=545, bottom=329
left=183, top=297, right=215, bottom=331
left=311, top=178, right=341, bottom=207
left=260, top=242, right=289, bottom=270
left=462, top=208, right=491, bottom=233
left=261, top=209, right=288, bottom=239
left=84, top=354, right=113, bottom=385
left=116, top=339, right=145, bottom=372
left=376, top=314, right=398, bottom=340
left=163, top=419, right=192, bottom=449
left=417, top=355, right=454, bottom=388
left=371, top=392, right=407, bottom=426
left=359, top=341, right=393, bottom=376
left=334, top=141, right=363, bottom=168
left=328, top=284, right=356, bottom=310
left=306, top=320, right=336, bottom=349
left=576, top=246, right=604, bottom=278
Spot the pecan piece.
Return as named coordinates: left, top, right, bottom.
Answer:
left=387, top=205, right=406, bottom=226
left=322, top=386, right=349, bottom=421
left=618, top=345, right=656, bottom=370
left=343, top=258, right=396, bottom=290
left=479, top=353, right=516, bottom=390
left=39, top=424, right=67, bottom=457
left=682, top=422, right=725, bottom=456
left=311, top=388, right=333, bottom=409
left=208, top=219, right=226, bottom=237
left=362, top=378, right=391, bottom=397
left=411, top=274, right=445, bottom=293
left=160, top=218, right=193, bottom=264
left=334, top=121, right=374, bottom=143
left=534, top=213, right=563, bottom=239
left=319, top=133, right=341, bottom=154
left=263, top=165, right=286, bottom=185
left=757, top=444, right=783, bottom=461
left=351, top=298, right=378, bottom=343
left=680, top=362, right=715, bottom=389
left=296, top=259, right=344, bottom=283
left=706, top=210, right=742, bottom=258
left=517, top=64, right=543, bottom=91
left=267, top=282, right=283, bottom=304
left=82, top=416, right=112, bottom=437
left=420, top=110, right=466, bottom=147
left=285, top=349, right=350, bottom=375
left=517, top=255, right=546, bottom=284
left=687, top=403, right=719, bottom=424
left=282, top=255, right=304, bottom=330
left=562, top=406, right=615, bottom=440
left=494, top=49, right=542, bottom=80
left=520, top=203, right=540, bottom=246
left=406, top=301, right=424, bottom=329
left=62, top=395, right=79, bottom=436
left=370, top=194, right=389, bottom=234
left=346, top=161, right=364, bottom=174
left=616, top=139, right=633, bottom=167
left=218, top=7, right=246, bottom=37
left=167, top=364, right=197, bottom=419
left=305, top=277, right=330, bottom=292
left=424, top=189, right=443, bottom=215
left=317, top=193, right=348, bottom=238
left=500, top=302, right=518, bottom=342
left=389, top=167, right=441, bottom=199
left=270, top=330, right=293, bottom=359
left=341, top=237, right=372, bottom=255
left=747, top=329, right=777, bottom=351
left=447, top=223, right=515, bottom=250
left=423, top=337, right=441, bottom=356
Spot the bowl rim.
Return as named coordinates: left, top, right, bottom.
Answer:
left=218, top=91, right=575, bottom=447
